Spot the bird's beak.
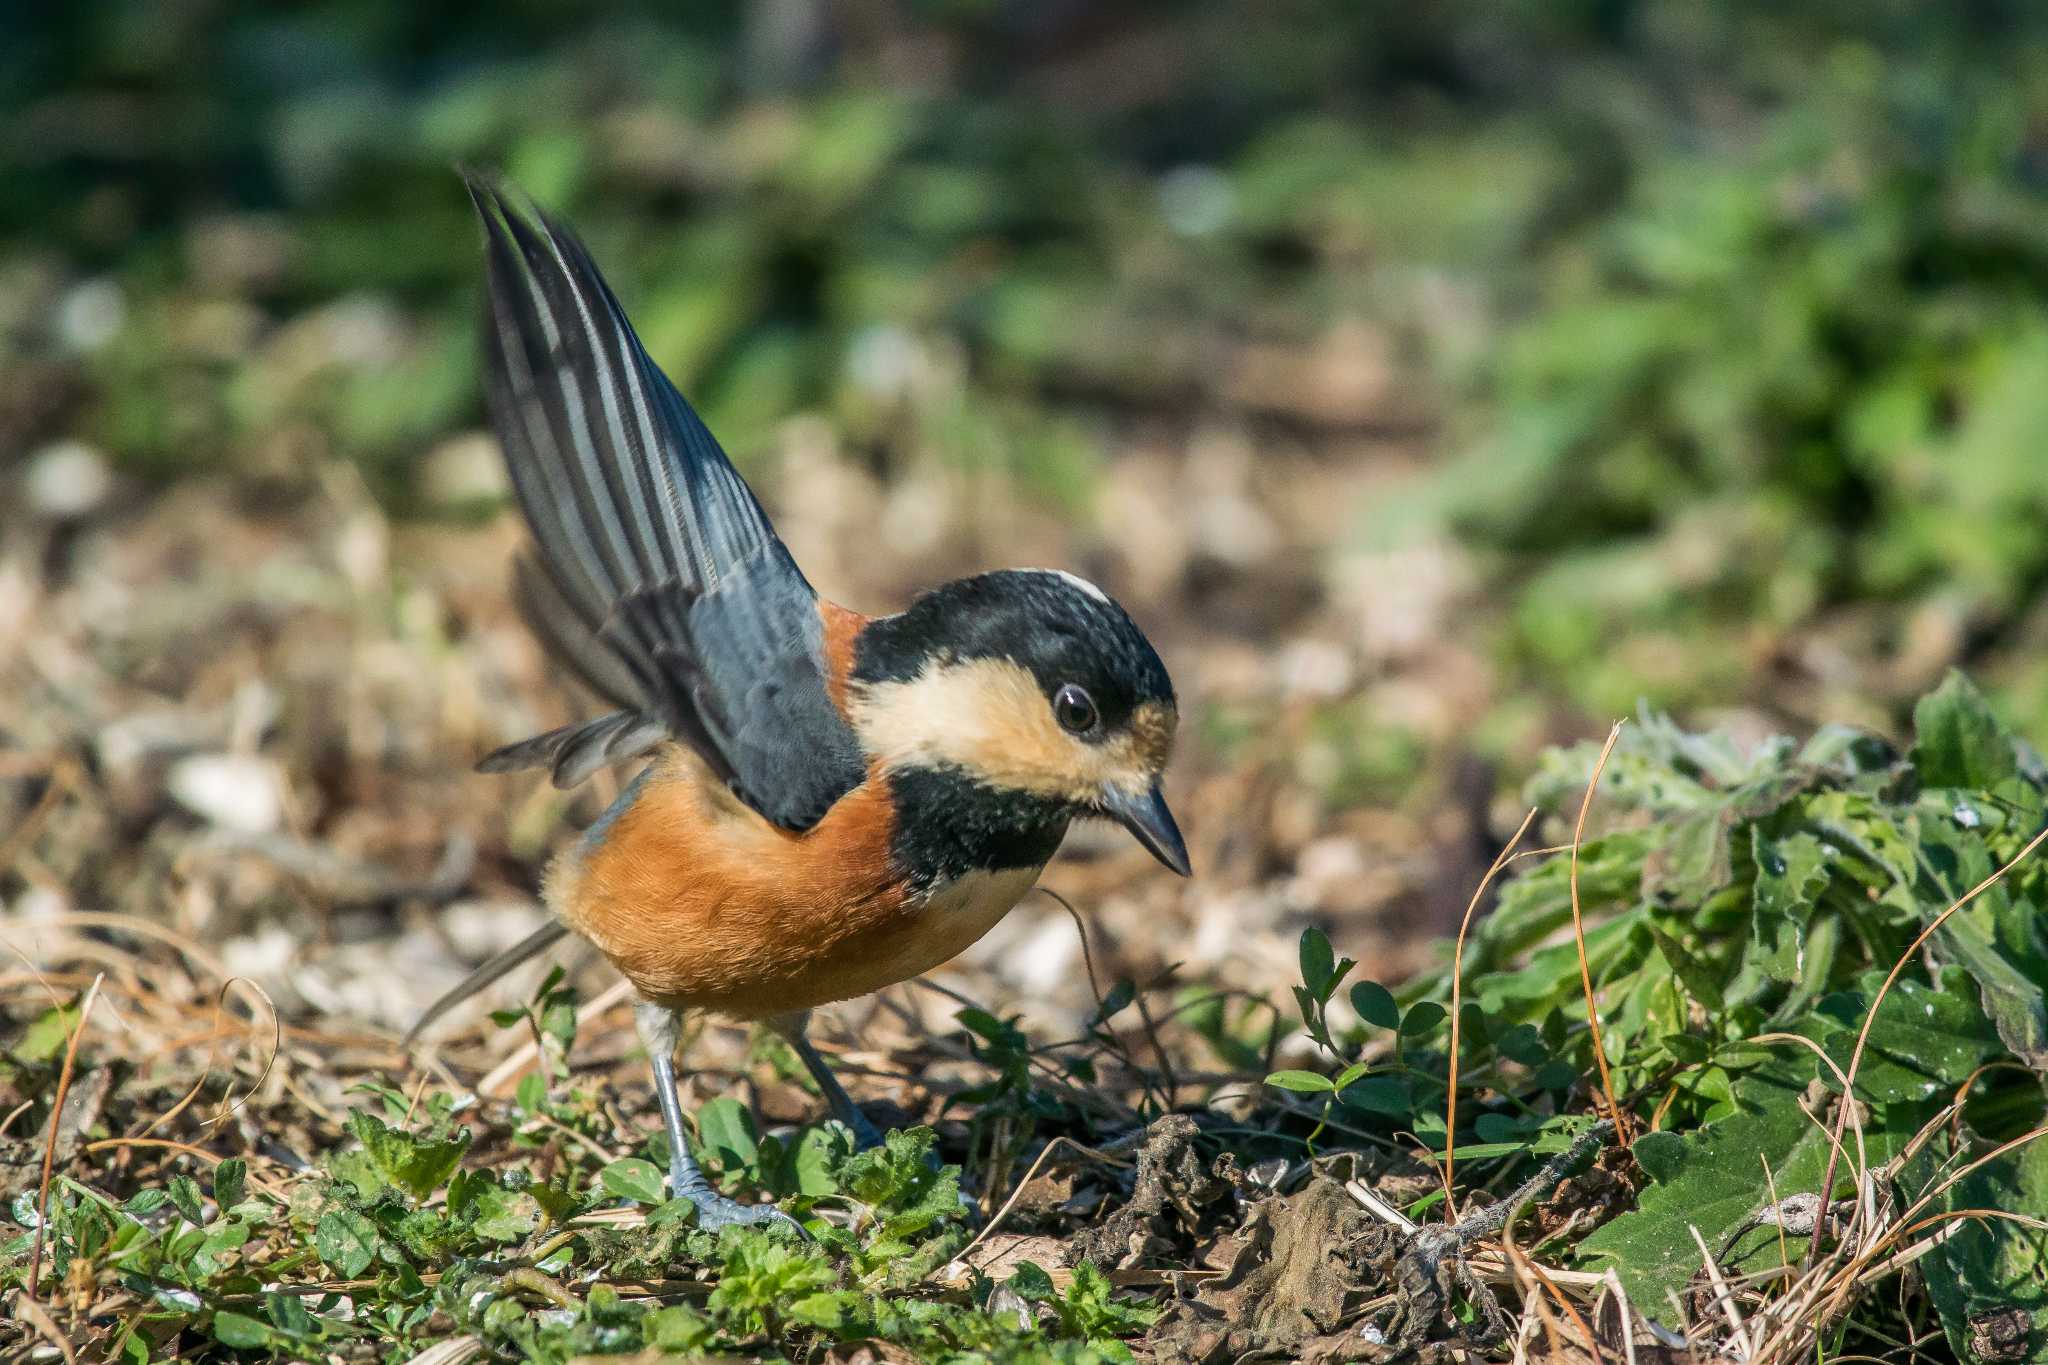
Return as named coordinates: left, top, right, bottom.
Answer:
left=1101, top=782, right=1192, bottom=877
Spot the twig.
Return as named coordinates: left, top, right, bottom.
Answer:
left=137, top=976, right=281, bottom=1140
left=951, top=1135, right=1105, bottom=1270
left=28, top=973, right=104, bottom=1301
left=1444, top=806, right=1540, bottom=1218
left=1602, top=1269, right=1650, bottom=1365
left=1042, top=887, right=1175, bottom=1112
left=1690, top=1223, right=1755, bottom=1360
left=12, top=1291, right=78, bottom=1365
left=1387, top=1121, right=1614, bottom=1347
left=1346, top=1179, right=1420, bottom=1234
left=1569, top=722, right=1630, bottom=1145
left=1429, top=1120, right=1614, bottom=1251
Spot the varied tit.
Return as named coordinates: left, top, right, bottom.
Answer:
left=410, top=175, right=1189, bottom=1230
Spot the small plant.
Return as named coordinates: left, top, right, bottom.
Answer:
left=1266, top=670, right=2048, bottom=1357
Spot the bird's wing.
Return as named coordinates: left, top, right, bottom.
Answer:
left=467, top=173, right=867, bottom=830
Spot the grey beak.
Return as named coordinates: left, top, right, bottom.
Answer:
left=1101, top=782, right=1192, bottom=877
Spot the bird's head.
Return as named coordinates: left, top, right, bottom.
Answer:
left=849, top=569, right=1189, bottom=876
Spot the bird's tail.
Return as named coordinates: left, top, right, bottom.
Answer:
left=405, top=921, right=571, bottom=1046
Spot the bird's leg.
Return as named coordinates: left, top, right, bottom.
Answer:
left=635, top=1002, right=799, bottom=1233
left=767, top=1010, right=885, bottom=1150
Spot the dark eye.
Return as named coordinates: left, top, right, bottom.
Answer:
left=1053, top=683, right=1098, bottom=734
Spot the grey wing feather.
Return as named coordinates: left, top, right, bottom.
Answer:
left=510, top=549, right=644, bottom=712
left=465, top=172, right=866, bottom=828
left=477, top=710, right=669, bottom=790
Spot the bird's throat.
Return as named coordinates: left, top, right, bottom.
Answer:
left=884, top=764, right=1070, bottom=895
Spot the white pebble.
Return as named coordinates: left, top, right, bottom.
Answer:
left=24, top=440, right=114, bottom=519
left=167, top=754, right=285, bottom=833
left=56, top=278, right=125, bottom=352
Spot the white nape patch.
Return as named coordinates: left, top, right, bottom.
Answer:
left=1028, top=568, right=1111, bottom=604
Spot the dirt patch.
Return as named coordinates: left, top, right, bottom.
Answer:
left=1062, top=1115, right=1238, bottom=1271
left=1149, top=1174, right=1392, bottom=1364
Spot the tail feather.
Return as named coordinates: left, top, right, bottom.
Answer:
left=405, top=921, right=571, bottom=1046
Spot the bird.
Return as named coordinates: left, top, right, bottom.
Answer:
left=409, top=173, right=1190, bottom=1231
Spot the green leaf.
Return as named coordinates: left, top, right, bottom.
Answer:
left=644, top=1304, right=714, bottom=1353
left=1057, top=1258, right=1159, bottom=1339
left=313, top=1207, right=378, bottom=1279
left=600, top=1157, right=667, bottom=1205
left=122, top=1188, right=168, bottom=1216
left=1751, top=828, right=1829, bottom=984
left=346, top=1110, right=469, bottom=1202
left=529, top=1167, right=584, bottom=1224
left=211, top=1158, right=246, bottom=1214
left=956, top=1007, right=1016, bottom=1043
left=1922, top=1134, right=2048, bottom=1365
left=13, top=1002, right=80, bottom=1064
left=788, top=1289, right=861, bottom=1330
left=1579, top=1063, right=1910, bottom=1304
left=1331, top=1061, right=1372, bottom=1091
left=843, top=1128, right=962, bottom=1241
left=1645, top=921, right=1726, bottom=1012
left=1912, top=671, right=2020, bottom=790
left=1299, top=927, right=1336, bottom=999
left=1008, top=1259, right=1056, bottom=1302
left=1807, top=971, right=2004, bottom=1103
left=1427, top=1141, right=1531, bottom=1160
left=167, top=1174, right=204, bottom=1225
left=210, top=1310, right=274, bottom=1349
left=468, top=1186, right=538, bottom=1241
left=1473, top=1112, right=1532, bottom=1144
left=788, top=1124, right=850, bottom=1197
left=263, top=1291, right=316, bottom=1338
left=1338, top=1074, right=1413, bottom=1117
left=1400, top=1001, right=1447, bottom=1036
left=1918, top=819, right=2048, bottom=1075
left=1349, top=980, right=1401, bottom=1029
left=1264, top=1069, right=1334, bottom=1093
left=112, top=1326, right=150, bottom=1365
left=650, top=1195, right=701, bottom=1231
left=1089, top=978, right=1136, bottom=1027
left=1641, top=806, right=1740, bottom=907
left=193, top=1220, right=250, bottom=1277
left=695, top=1096, right=760, bottom=1175
left=1497, top=1023, right=1549, bottom=1066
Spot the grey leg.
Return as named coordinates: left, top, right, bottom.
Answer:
left=767, top=1010, right=884, bottom=1150
left=635, top=1002, right=799, bottom=1233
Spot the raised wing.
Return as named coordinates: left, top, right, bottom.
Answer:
left=466, top=174, right=866, bottom=830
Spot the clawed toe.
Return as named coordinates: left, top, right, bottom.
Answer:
left=686, top=1190, right=807, bottom=1236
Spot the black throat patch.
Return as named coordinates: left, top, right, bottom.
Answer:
left=886, top=765, right=1070, bottom=893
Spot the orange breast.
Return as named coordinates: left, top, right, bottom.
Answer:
left=546, top=747, right=1039, bottom=1018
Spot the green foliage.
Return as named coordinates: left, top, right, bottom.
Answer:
left=1385, top=21, right=2048, bottom=721
left=0, top=956, right=1001, bottom=1359
left=1272, top=671, right=2048, bottom=1338
left=343, top=1109, right=470, bottom=1202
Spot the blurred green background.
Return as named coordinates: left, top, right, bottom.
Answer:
left=14, top=0, right=2048, bottom=759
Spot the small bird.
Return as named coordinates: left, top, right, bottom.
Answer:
left=411, top=175, right=1189, bottom=1230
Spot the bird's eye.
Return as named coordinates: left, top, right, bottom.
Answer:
left=1053, top=683, right=1098, bottom=734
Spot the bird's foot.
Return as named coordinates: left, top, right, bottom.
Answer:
left=684, top=1188, right=805, bottom=1235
